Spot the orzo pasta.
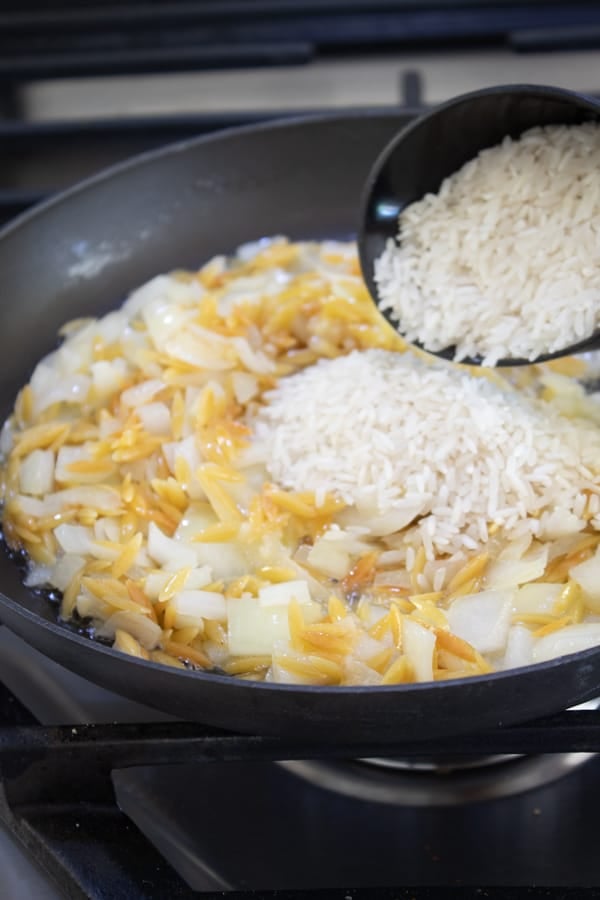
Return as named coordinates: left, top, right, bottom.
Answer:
left=2, top=238, right=600, bottom=686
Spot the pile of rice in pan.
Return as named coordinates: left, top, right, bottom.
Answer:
left=375, top=122, right=600, bottom=365
left=2, top=237, right=600, bottom=687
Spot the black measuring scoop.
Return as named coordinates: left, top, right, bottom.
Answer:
left=358, top=83, right=600, bottom=366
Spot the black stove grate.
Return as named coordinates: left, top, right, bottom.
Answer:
left=4, top=0, right=600, bottom=73
left=3, top=1, right=600, bottom=118
left=2, top=705, right=600, bottom=787
left=0, top=677, right=600, bottom=899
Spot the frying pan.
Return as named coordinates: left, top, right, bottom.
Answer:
left=1, top=112, right=599, bottom=744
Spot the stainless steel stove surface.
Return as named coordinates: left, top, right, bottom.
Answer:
left=3, top=3, right=600, bottom=897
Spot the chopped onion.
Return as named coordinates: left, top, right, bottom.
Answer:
left=13, top=495, right=47, bottom=517
left=51, top=554, right=86, bottom=592
left=55, top=444, right=90, bottom=483
left=485, top=546, right=548, bottom=590
left=227, top=596, right=321, bottom=656
left=307, top=538, right=349, bottom=579
left=225, top=476, right=258, bottom=513
left=341, top=500, right=426, bottom=537
left=88, top=540, right=121, bottom=561
left=533, top=623, right=600, bottom=663
left=570, top=549, right=600, bottom=610
left=498, top=533, right=532, bottom=561
left=58, top=324, right=95, bottom=371
left=193, top=541, right=248, bottom=580
left=60, top=486, right=122, bottom=513
left=147, top=522, right=198, bottom=570
left=75, top=592, right=111, bottom=620
left=172, top=590, right=226, bottom=625
left=284, top=553, right=328, bottom=602
left=402, top=618, right=436, bottom=682
left=548, top=532, right=592, bottom=562
left=124, top=274, right=198, bottom=319
left=361, top=499, right=426, bottom=537
left=343, top=658, right=383, bottom=686
left=174, top=504, right=216, bottom=539
left=0, top=419, right=13, bottom=456
left=95, top=311, right=129, bottom=345
left=373, top=568, right=411, bottom=588
left=447, top=590, right=513, bottom=654
left=185, top=566, right=214, bottom=589
left=166, top=331, right=235, bottom=370
left=235, top=442, right=269, bottom=469
left=231, top=337, right=275, bottom=374
left=137, top=402, right=171, bottom=435
left=354, top=631, right=386, bottom=662
left=54, top=524, right=94, bottom=555
left=258, top=580, right=311, bottom=607
left=269, top=657, right=313, bottom=685
left=91, top=359, right=128, bottom=398
left=15, top=485, right=121, bottom=519
left=502, top=625, right=534, bottom=670
left=24, top=563, right=52, bottom=588
left=121, top=378, right=164, bottom=408
left=163, top=436, right=203, bottom=497
left=538, top=508, right=585, bottom=540
left=94, top=517, right=121, bottom=543
left=236, top=238, right=281, bottom=262
left=141, top=288, right=198, bottom=350
left=232, top=371, right=259, bottom=404
left=96, top=611, right=162, bottom=649
left=378, top=550, right=405, bottom=566
left=19, top=448, right=54, bottom=495
left=364, top=604, right=389, bottom=629
left=29, top=360, right=56, bottom=395
left=227, top=596, right=291, bottom=656
left=144, top=570, right=172, bottom=599
left=512, top=583, right=562, bottom=615
left=98, top=411, right=121, bottom=438
left=34, top=374, right=91, bottom=414
left=316, top=524, right=371, bottom=552
left=21, top=485, right=121, bottom=517
left=144, top=565, right=213, bottom=600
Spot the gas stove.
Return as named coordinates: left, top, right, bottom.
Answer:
left=3, top=3, right=600, bottom=897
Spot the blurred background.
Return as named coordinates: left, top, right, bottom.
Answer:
left=3, top=0, right=600, bottom=223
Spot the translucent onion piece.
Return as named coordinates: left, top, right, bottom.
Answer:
left=447, top=590, right=513, bottom=654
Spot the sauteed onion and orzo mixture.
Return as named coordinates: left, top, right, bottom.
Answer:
left=2, top=238, right=600, bottom=686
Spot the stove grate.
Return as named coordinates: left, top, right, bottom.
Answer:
left=0, top=678, right=599, bottom=898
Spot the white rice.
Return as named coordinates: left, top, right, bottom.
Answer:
left=252, top=348, right=600, bottom=557
left=374, top=122, right=600, bottom=366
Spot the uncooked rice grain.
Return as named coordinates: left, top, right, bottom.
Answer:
left=374, top=122, right=600, bottom=365
left=252, top=348, right=600, bottom=556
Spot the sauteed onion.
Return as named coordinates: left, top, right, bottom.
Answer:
left=2, top=238, right=600, bottom=686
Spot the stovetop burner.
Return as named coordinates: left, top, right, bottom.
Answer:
left=280, top=698, right=599, bottom=807
left=280, top=749, right=595, bottom=807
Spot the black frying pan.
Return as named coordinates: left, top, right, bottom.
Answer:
left=1, top=112, right=599, bottom=744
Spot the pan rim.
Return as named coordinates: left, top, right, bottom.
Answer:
left=1, top=106, right=599, bottom=702
left=0, top=107, right=416, bottom=246
left=1, top=583, right=598, bottom=697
